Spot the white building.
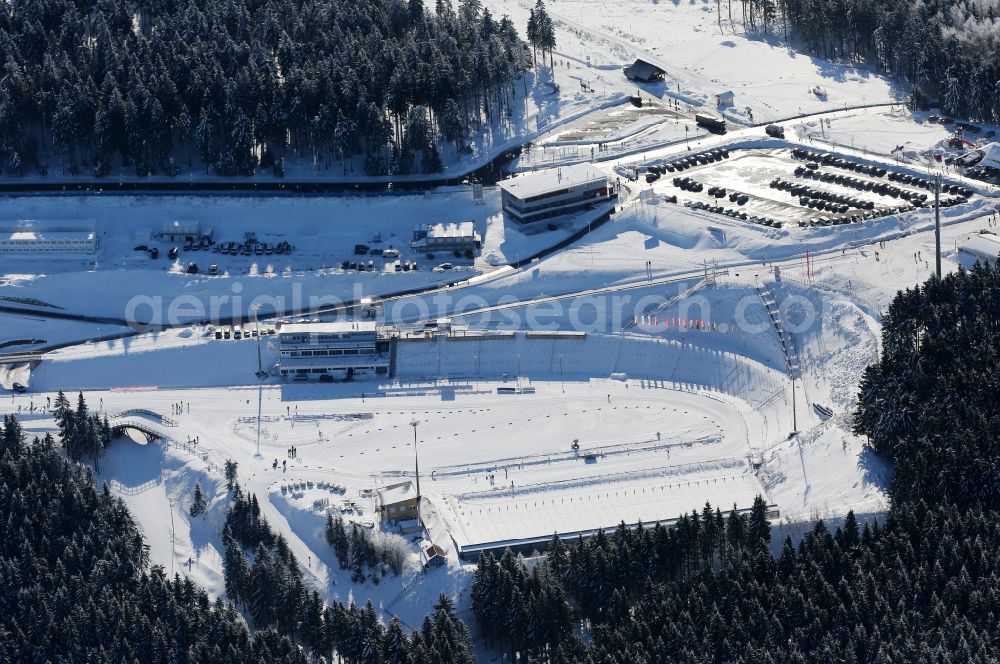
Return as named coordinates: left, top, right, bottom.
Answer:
left=410, top=221, right=482, bottom=254
left=716, top=90, right=735, bottom=107
left=978, top=142, right=1000, bottom=172
left=960, top=233, right=1000, bottom=264
left=499, top=164, right=617, bottom=225
left=0, top=228, right=97, bottom=254
left=154, top=220, right=213, bottom=243
left=277, top=321, right=389, bottom=379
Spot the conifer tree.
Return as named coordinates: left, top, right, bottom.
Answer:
left=190, top=482, right=207, bottom=517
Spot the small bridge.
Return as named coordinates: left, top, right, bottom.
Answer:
left=0, top=352, right=44, bottom=365
left=107, top=410, right=176, bottom=443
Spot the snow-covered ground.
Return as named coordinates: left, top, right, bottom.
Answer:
left=0, top=187, right=608, bottom=327
left=8, top=0, right=1000, bottom=642
left=798, top=108, right=1000, bottom=160
left=521, top=0, right=901, bottom=123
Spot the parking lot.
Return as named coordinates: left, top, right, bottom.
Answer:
left=641, top=148, right=974, bottom=229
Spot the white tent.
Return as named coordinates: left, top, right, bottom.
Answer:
left=979, top=142, right=1000, bottom=171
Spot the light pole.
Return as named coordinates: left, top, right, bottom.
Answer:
left=255, top=383, right=263, bottom=458
left=410, top=419, right=421, bottom=524
left=560, top=354, right=565, bottom=393
left=934, top=174, right=942, bottom=279
left=250, top=303, right=264, bottom=378
left=790, top=375, right=798, bottom=435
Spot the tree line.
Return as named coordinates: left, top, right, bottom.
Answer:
left=0, top=425, right=311, bottom=663
left=52, top=390, right=111, bottom=471
left=2, top=408, right=478, bottom=662
left=221, top=482, right=476, bottom=662
left=712, top=0, right=1000, bottom=122
left=0, top=0, right=532, bottom=178
left=780, top=0, right=1000, bottom=122
left=472, top=496, right=773, bottom=661
left=854, top=261, right=1000, bottom=508
left=325, top=512, right=410, bottom=581
left=470, top=264, right=1000, bottom=662
left=472, top=499, right=1000, bottom=663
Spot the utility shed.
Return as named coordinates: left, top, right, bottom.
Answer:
left=623, top=59, right=666, bottom=83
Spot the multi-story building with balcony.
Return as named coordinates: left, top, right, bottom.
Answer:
left=499, top=164, right=617, bottom=225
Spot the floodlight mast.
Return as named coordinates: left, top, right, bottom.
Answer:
left=410, top=420, right=421, bottom=522
left=934, top=174, right=942, bottom=279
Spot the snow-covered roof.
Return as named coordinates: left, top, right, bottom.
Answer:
left=159, top=219, right=201, bottom=234
left=279, top=355, right=387, bottom=369
left=378, top=481, right=417, bottom=506
left=624, top=59, right=665, bottom=81
left=436, top=464, right=765, bottom=555
left=960, top=233, right=1000, bottom=262
left=279, top=321, right=377, bottom=335
left=1, top=230, right=95, bottom=242
left=980, top=142, right=1000, bottom=170
left=499, top=163, right=608, bottom=199
left=417, top=221, right=479, bottom=239
left=717, top=90, right=735, bottom=100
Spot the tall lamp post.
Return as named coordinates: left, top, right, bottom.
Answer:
left=410, top=419, right=421, bottom=524
left=934, top=174, right=942, bottom=279
left=250, top=303, right=264, bottom=378
left=250, top=303, right=264, bottom=458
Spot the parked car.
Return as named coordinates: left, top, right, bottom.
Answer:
left=149, top=247, right=159, bottom=259
left=208, top=264, right=219, bottom=275
left=12, top=382, right=27, bottom=393
left=382, top=248, right=400, bottom=259
left=168, top=247, right=178, bottom=260
left=354, top=244, right=369, bottom=255
left=186, top=262, right=199, bottom=274
left=433, top=262, right=454, bottom=272
left=134, top=244, right=148, bottom=251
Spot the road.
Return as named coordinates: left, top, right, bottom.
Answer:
left=4, top=101, right=997, bottom=364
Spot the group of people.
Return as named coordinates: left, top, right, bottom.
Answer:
left=485, top=467, right=509, bottom=486
left=287, top=446, right=298, bottom=459
left=272, top=458, right=287, bottom=470
left=172, top=402, right=189, bottom=415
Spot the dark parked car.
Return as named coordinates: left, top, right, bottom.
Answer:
left=354, top=244, right=369, bottom=255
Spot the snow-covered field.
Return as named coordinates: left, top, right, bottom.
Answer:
left=5, top=137, right=998, bottom=629
left=7, top=0, right=1000, bottom=642
left=0, top=187, right=606, bottom=326
left=513, top=0, right=901, bottom=124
